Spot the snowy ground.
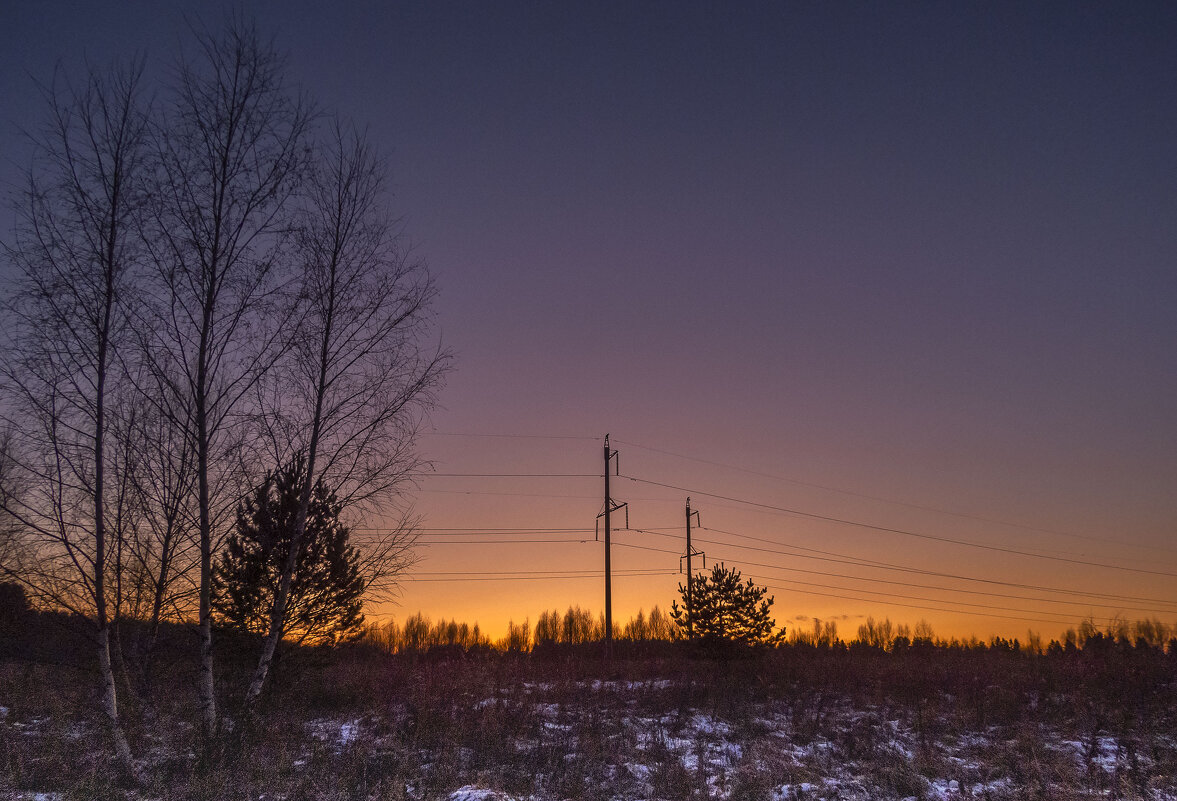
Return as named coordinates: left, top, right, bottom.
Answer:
left=2, top=673, right=1174, bottom=799
left=291, top=678, right=1176, bottom=801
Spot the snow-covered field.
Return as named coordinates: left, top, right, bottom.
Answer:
left=288, top=677, right=1174, bottom=800
left=3, top=663, right=1175, bottom=799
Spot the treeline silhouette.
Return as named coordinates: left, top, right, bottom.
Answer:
left=355, top=604, right=1176, bottom=658
left=361, top=605, right=676, bottom=655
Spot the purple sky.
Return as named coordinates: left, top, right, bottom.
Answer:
left=4, top=1, right=1176, bottom=641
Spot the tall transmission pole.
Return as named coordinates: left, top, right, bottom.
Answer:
left=598, top=435, right=626, bottom=657
left=681, top=497, right=704, bottom=639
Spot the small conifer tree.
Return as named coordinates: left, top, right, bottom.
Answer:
left=213, top=458, right=365, bottom=646
left=672, top=563, right=784, bottom=650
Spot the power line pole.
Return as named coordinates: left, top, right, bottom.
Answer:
left=598, top=435, right=625, bottom=658
left=681, top=497, right=704, bottom=639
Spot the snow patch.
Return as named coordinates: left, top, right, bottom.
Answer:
left=306, top=717, right=362, bottom=750
left=927, top=778, right=962, bottom=799
left=446, top=786, right=517, bottom=801
left=338, top=720, right=359, bottom=747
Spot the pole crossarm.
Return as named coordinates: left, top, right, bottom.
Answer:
left=595, top=499, right=628, bottom=538
left=679, top=548, right=705, bottom=573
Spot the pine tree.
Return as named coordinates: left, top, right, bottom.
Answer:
left=213, top=457, right=365, bottom=646
left=671, top=563, right=784, bottom=651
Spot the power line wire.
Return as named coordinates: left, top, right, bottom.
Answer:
left=696, top=532, right=1177, bottom=606
left=421, top=528, right=593, bottom=533
left=357, top=527, right=594, bottom=532
left=613, top=541, right=684, bottom=557
left=423, top=432, right=601, bottom=441
left=671, top=494, right=1157, bottom=567
left=621, top=527, right=1177, bottom=608
left=742, top=564, right=1177, bottom=616
left=362, top=512, right=1174, bottom=607
left=417, top=489, right=677, bottom=502
left=623, top=527, right=1177, bottom=615
left=416, top=538, right=592, bottom=545
left=621, top=475, right=1177, bottom=578
left=736, top=571, right=1147, bottom=622
left=417, top=489, right=601, bottom=499
left=610, top=536, right=1121, bottom=626
left=694, top=526, right=1177, bottom=608
left=614, top=437, right=1177, bottom=556
left=752, top=580, right=1115, bottom=627
left=413, top=568, right=670, bottom=577
left=405, top=571, right=673, bottom=583
left=425, top=473, right=599, bottom=478
left=393, top=439, right=1171, bottom=627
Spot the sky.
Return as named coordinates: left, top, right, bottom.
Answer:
left=3, top=1, right=1176, bottom=643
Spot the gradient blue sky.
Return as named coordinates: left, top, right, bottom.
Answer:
left=4, top=1, right=1176, bottom=641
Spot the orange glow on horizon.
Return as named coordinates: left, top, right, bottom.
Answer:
left=368, top=432, right=1177, bottom=647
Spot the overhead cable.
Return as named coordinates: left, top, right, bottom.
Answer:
left=620, top=475, right=1177, bottom=578
left=622, top=527, right=1177, bottom=614
left=614, top=437, right=1176, bottom=555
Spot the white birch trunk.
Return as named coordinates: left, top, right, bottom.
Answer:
left=97, top=626, right=136, bottom=778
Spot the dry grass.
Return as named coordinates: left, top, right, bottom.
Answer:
left=0, top=620, right=1174, bottom=800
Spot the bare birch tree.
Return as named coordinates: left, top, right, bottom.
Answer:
left=140, top=18, right=312, bottom=737
left=243, top=120, right=448, bottom=710
left=0, top=60, right=149, bottom=780
left=122, top=378, right=201, bottom=664
left=104, top=384, right=200, bottom=693
left=0, top=431, right=33, bottom=579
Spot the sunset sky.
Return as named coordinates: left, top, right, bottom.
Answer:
left=3, top=1, right=1176, bottom=643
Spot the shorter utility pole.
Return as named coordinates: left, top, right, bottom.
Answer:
left=681, top=497, right=704, bottom=640
left=598, top=434, right=626, bottom=659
